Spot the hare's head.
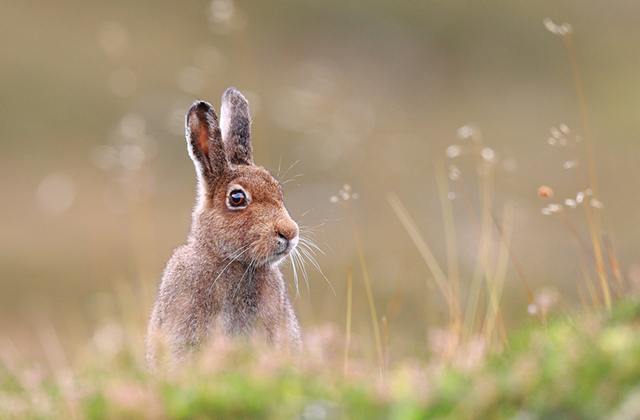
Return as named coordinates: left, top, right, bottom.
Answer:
left=186, top=88, right=298, bottom=266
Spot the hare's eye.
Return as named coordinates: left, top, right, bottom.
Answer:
left=229, top=190, right=247, bottom=207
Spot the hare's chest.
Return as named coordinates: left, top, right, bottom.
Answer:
left=216, top=268, right=283, bottom=335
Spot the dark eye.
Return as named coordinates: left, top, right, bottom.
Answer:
left=229, top=189, right=247, bottom=207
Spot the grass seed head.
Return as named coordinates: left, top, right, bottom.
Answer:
left=538, top=185, right=554, bottom=199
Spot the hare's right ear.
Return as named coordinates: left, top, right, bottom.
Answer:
left=220, top=88, right=253, bottom=166
left=186, top=101, right=228, bottom=190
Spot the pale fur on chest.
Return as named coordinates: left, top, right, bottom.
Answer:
left=160, top=246, right=286, bottom=338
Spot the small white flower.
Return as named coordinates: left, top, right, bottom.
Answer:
left=558, top=23, right=573, bottom=35
left=446, top=145, right=461, bottom=158
left=548, top=204, right=563, bottom=213
left=448, top=165, right=461, bottom=181
left=456, top=125, right=474, bottom=139
left=481, top=147, right=496, bottom=163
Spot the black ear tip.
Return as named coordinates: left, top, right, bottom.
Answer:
left=188, top=100, right=218, bottom=124
left=190, top=100, right=213, bottom=114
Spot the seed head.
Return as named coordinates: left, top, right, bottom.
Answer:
left=446, top=145, right=461, bottom=158
left=538, top=185, right=554, bottom=199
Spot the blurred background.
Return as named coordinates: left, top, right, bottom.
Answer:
left=2, top=0, right=640, bottom=361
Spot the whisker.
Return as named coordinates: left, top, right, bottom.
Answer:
left=290, top=250, right=301, bottom=298
left=232, top=255, right=257, bottom=301
left=292, top=249, right=310, bottom=299
left=297, top=209, right=315, bottom=221
left=297, top=240, right=335, bottom=295
left=281, top=174, right=304, bottom=186
left=299, top=236, right=326, bottom=256
left=297, top=220, right=336, bottom=235
left=279, top=159, right=300, bottom=183
left=276, top=154, right=283, bottom=178
left=209, top=245, right=252, bottom=293
left=222, top=243, right=252, bottom=262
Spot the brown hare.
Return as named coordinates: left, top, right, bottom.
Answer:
left=146, top=88, right=301, bottom=368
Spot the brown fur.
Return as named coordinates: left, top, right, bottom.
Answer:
left=146, top=88, right=301, bottom=369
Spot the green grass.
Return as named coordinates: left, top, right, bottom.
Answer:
left=3, top=299, right=640, bottom=419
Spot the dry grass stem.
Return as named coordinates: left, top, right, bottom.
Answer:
left=603, top=231, right=625, bottom=298
left=573, top=265, right=591, bottom=314
left=382, top=316, right=389, bottom=375
left=436, top=160, right=462, bottom=332
left=560, top=30, right=610, bottom=312
left=484, top=203, right=514, bottom=342
left=345, top=201, right=384, bottom=378
left=386, top=193, right=451, bottom=307
left=344, top=266, right=353, bottom=375
left=490, top=210, right=535, bottom=309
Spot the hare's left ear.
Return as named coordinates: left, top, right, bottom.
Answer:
left=220, top=88, right=253, bottom=166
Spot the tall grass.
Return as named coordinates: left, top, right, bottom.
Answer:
left=387, top=124, right=512, bottom=356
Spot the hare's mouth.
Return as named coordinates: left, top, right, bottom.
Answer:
left=268, top=248, right=292, bottom=265
left=267, top=236, right=298, bottom=266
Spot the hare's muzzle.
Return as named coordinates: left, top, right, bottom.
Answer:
left=275, top=218, right=299, bottom=256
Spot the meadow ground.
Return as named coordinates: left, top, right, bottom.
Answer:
left=2, top=297, right=640, bottom=420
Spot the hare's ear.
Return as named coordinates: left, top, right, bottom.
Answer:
left=186, top=101, right=228, bottom=189
left=220, top=88, right=253, bottom=165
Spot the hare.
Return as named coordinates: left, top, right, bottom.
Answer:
left=146, top=88, right=301, bottom=368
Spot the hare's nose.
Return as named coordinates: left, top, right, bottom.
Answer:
left=276, top=232, right=289, bottom=251
left=276, top=221, right=299, bottom=252
left=277, top=233, right=299, bottom=253
left=276, top=219, right=299, bottom=241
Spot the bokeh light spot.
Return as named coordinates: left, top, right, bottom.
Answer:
left=36, top=173, right=76, bottom=217
left=97, top=22, right=129, bottom=56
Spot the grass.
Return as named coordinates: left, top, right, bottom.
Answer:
left=2, top=298, right=640, bottom=419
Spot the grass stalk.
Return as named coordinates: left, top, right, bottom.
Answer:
left=458, top=176, right=484, bottom=342
left=471, top=130, right=504, bottom=347
left=556, top=209, right=599, bottom=307
left=603, top=231, right=625, bottom=298
left=562, top=30, right=611, bottom=312
left=385, top=269, right=406, bottom=322
left=484, top=203, right=514, bottom=343
left=445, top=170, right=485, bottom=343
left=386, top=193, right=451, bottom=307
left=573, top=265, right=591, bottom=314
left=490, top=210, right=535, bottom=309
left=382, top=316, right=389, bottom=375
left=435, top=160, right=462, bottom=334
left=344, top=266, right=353, bottom=375
left=345, top=201, right=384, bottom=378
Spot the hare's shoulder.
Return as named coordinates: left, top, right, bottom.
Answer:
left=160, top=244, right=215, bottom=287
